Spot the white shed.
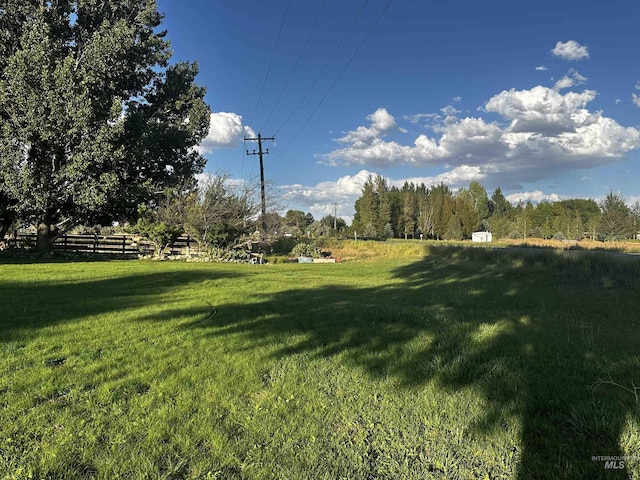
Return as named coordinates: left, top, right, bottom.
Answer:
left=472, top=231, right=492, bottom=243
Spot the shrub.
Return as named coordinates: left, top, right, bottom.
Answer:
left=208, top=246, right=252, bottom=263
left=291, top=241, right=321, bottom=258
left=553, top=231, right=566, bottom=241
left=269, top=236, right=297, bottom=255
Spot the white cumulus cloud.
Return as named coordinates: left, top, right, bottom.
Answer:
left=195, top=172, right=247, bottom=192
left=336, top=107, right=398, bottom=144
left=320, top=85, right=640, bottom=190
left=506, top=191, right=563, bottom=204
left=403, top=113, right=441, bottom=125
left=368, top=107, right=397, bottom=131
left=553, top=69, right=587, bottom=91
left=391, top=166, right=488, bottom=189
left=485, top=86, right=597, bottom=135
left=551, top=40, right=589, bottom=61
left=197, top=112, right=255, bottom=154
left=280, top=170, right=376, bottom=224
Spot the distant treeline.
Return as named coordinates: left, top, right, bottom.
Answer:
left=351, top=175, right=639, bottom=241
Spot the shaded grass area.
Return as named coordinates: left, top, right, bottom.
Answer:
left=1, top=248, right=639, bottom=479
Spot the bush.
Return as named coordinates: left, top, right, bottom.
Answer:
left=268, top=236, right=297, bottom=255
left=208, top=247, right=252, bottom=263
left=553, top=231, right=566, bottom=241
left=291, top=241, right=321, bottom=258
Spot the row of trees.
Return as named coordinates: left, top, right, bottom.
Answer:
left=265, top=209, right=347, bottom=239
left=352, top=175, right=640, bottom=242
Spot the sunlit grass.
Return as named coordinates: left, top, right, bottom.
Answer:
left=1, top=246, right=639, bottom=479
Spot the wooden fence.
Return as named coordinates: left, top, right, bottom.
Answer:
left=3, top=233, right=201, bottom=256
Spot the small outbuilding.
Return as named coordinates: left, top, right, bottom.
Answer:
left=472, top=231, right=492, bottom=243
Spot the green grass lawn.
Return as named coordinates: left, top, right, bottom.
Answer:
left=1, top=244, right=639, bottom=479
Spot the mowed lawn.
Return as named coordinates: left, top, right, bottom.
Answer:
left=1, top=244, right=639, bottom=479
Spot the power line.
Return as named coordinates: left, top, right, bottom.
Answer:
left=273, top=0, right=371, bottom=137
left=247, top=0, right=292, bottom=129
left=260, top=0, right=328, bottom=133
left=268, top=0, right=393, bottom=167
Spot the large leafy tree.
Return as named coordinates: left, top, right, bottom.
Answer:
left=467, top=181, right=490, bottom=224
left=0, top=0, right=210, bottom=251
left=452, top=191, right=476, bottom=239
left=284, top=210, right=309, bottom=229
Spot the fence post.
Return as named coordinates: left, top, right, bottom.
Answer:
left=122, top=236, right=126, bottom=255
left=93, top=234, right=98, bottom=254
left=63, top=233, right=67, bottom=252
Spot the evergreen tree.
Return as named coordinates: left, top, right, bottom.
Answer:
left=362, top=221, right=378, bottom=239
left=353, top=174, right=393, bottom=238
left=381, top=222, right=394, bottom=239
left=353, top=175, right=377, bottom=235
left=599, top=190, right=633, bottom=241
left=430, top=183, right=454, bottom=240
left=489, top=187, right=512, bottom=217
left=631, top=202, right=640, bottom=239
left=444, top=214, right=463, bottom=240
left=388, top=186, right=402, bottom=239
left=375, top=175, right=391, bottom=236
left=400, top=183, right=416, bottom=239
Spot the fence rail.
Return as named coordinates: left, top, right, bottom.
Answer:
left=2, top=233, right=201, bottom=256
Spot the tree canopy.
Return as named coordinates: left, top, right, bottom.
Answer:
left=0, top=0, right=210, bottom=250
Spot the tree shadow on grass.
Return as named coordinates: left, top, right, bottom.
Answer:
left=183, top=246, right=640, bottom=479
left=0, top=267, right=243, bottom=343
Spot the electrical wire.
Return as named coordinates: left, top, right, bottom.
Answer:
left=273, top=0, right=371, bottom=137
left=259, top=0, right=328, bottom=133
left=267, top=0, right=393, bottom=167
left=247, top=0, right=292, bottom=129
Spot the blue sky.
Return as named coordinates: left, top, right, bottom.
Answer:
left=158, top=0, right=640, bottom=222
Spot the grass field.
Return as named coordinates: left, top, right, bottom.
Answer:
left=1, top=242, right=640, bottom=479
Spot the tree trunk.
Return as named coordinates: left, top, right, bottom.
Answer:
left=0, top=218, right=13, bottom=244
left=0, top=209, right=16, bottom=243
left=36, top=221, right=56, bottom=253
left=0, top=224, right=10, bottom=244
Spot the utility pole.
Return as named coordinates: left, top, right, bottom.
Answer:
left=245, top=132, right=274, bottom=241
